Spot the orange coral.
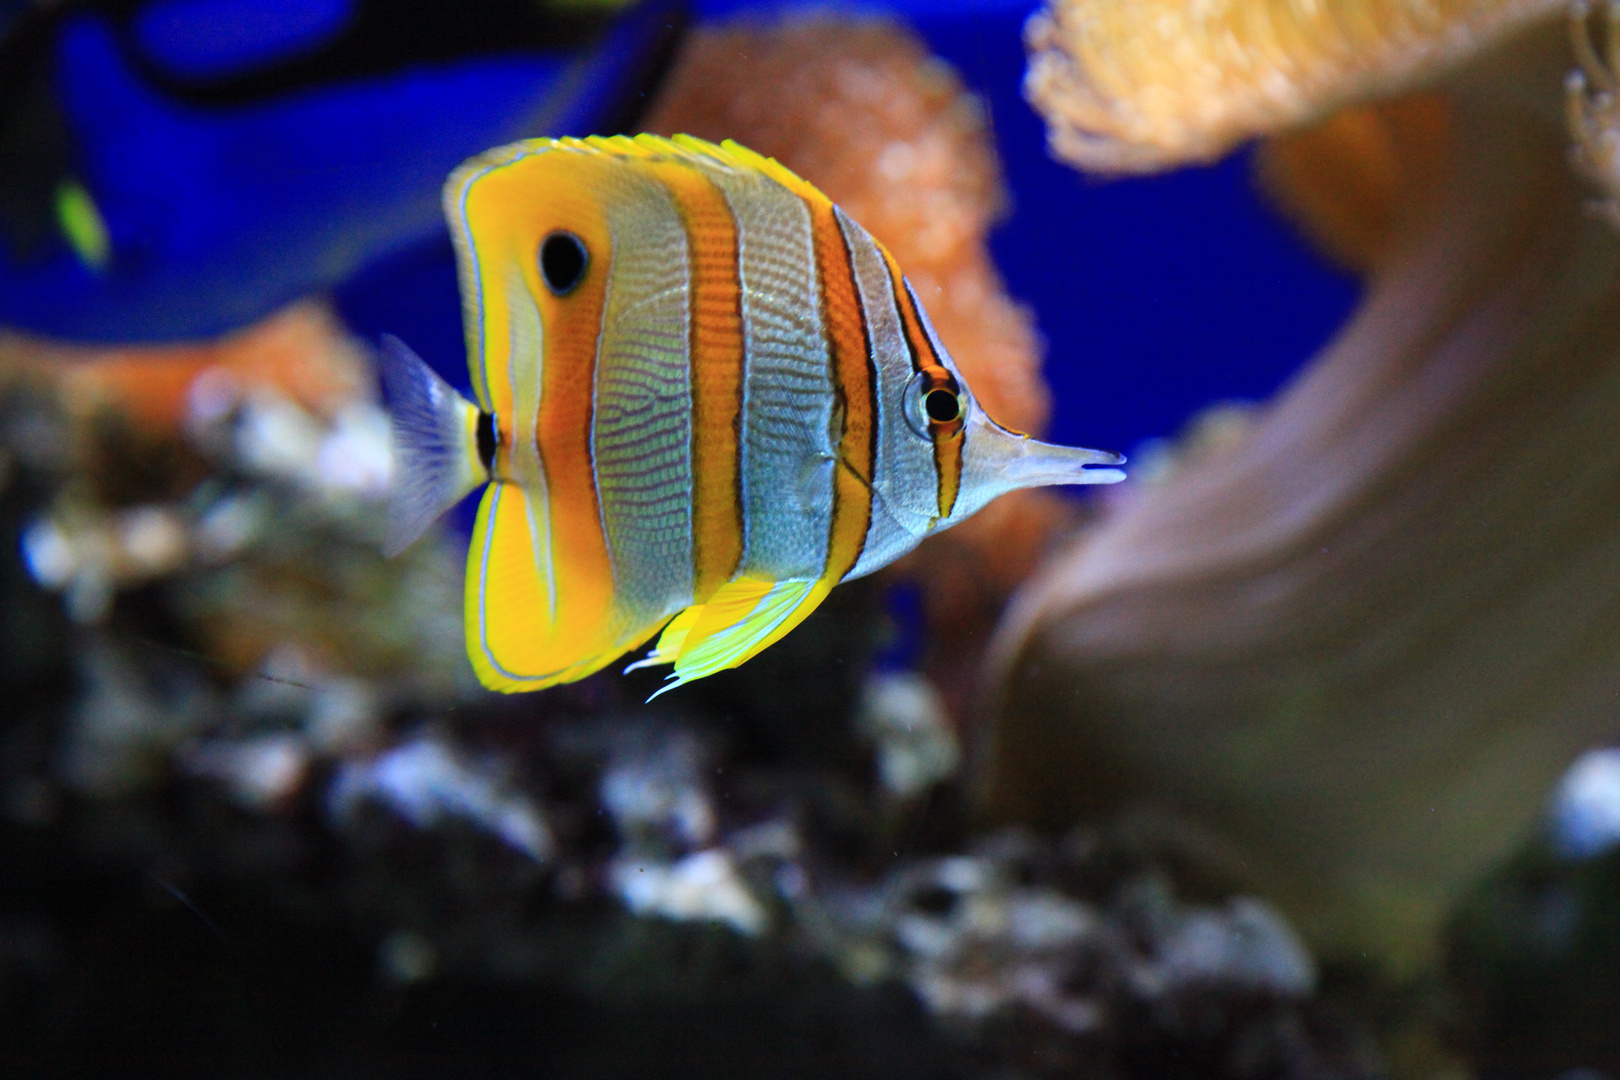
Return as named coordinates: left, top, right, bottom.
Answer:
left=1256, top=94, right=1453, bottom=272
left=0, top=300, right=370, bottom=432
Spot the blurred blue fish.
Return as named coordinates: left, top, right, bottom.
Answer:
left=0, top=0, right=685, bottom=342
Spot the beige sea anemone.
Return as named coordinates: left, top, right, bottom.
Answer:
left=1025, top=0, right=1564, bottom=174
left=988, top=0, right=1620, bottom=973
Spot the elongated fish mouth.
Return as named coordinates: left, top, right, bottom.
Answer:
left=964, top=409, right=1126, bottom=494
left=1001, top=438, right=1127, bottom=488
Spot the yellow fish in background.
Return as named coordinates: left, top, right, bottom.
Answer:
left=381, top=134, right=1124, bottom=695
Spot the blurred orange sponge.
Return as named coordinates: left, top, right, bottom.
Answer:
left=0, top=300, right=370, bottom=432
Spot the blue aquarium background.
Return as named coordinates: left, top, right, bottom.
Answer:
left=860, top=0, right=1360, bottom=456
left=340, top=0, right=1362, bottom=458
left=2, top=0, right=1357, bottom=456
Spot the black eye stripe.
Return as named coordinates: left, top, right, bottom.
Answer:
left=540, top=231, right=588, bottom=296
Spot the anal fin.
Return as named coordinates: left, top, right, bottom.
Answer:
left=644, top=577, right=831, bottom=700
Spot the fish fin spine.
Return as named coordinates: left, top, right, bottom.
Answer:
left=570, top=133, right=836, bottom=206
left=453, top=135, right=836, bottom=210
left=623, top=605, right=701, bottom=673
left=712, top=139, right=834, bottom=205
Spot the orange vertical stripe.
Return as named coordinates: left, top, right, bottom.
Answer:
left=882, top=253, right=964, bottom=521
left=642, top=157, right=746, bottom=601
left=525, top=160, right=617, bottom=651
left=458, top=149, right=621, bottom=685
left=810, top=198, right=876, bottom=582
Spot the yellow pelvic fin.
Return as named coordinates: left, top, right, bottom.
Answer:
left=645, top=576, right=832, bottom=700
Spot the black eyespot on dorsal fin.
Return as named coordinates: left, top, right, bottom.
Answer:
left=540, top=231, right=588, bottom=296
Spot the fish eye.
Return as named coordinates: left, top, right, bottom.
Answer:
left=901, top=371, right=965, bottom=439
left=540, top=231, right=589, bottom=296
left=924, top=388, right=961, bottom=424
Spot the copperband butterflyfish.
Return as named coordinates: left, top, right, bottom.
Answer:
left=381, top=133, right=1124, bottom=695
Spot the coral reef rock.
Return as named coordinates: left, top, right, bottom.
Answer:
left=0, top=299, right=1381, bottom=1076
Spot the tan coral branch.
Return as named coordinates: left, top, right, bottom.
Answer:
left=1026, top=0, right=1564, bottom=172
left=1565, top=1, right=1620, bottom=223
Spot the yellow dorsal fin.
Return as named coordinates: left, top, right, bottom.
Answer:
left=559, top=134, right=836, bottom=207
left=562, top=133, right=721, bottom=165
left=645, top=576, right=832, bottom=700
left=706, top=138, right=830, bottom=203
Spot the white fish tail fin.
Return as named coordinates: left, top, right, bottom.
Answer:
left=376, top=334, right=485, bottom=557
